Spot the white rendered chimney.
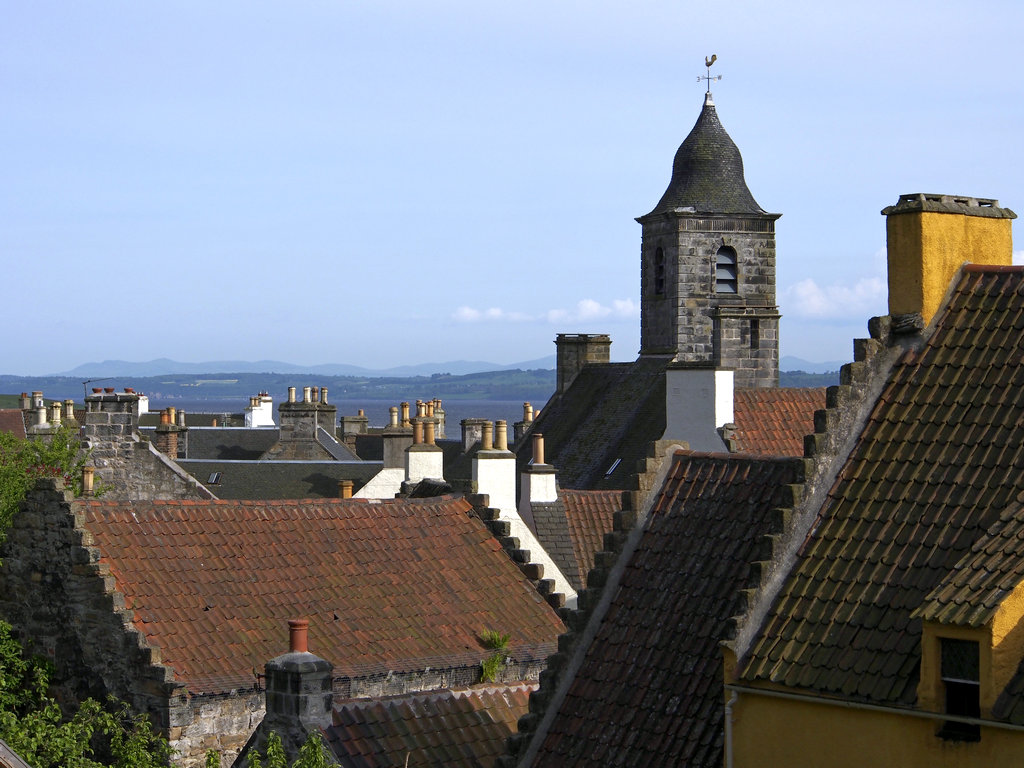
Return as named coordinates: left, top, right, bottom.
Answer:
left=663, top=364, right=733, bottom=452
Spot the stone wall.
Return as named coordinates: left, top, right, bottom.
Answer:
left=639, top=212, right=779, bottom=388
left=82, top=392, right=213, bottom=501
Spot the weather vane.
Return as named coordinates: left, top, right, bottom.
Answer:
left=697, top=54, right=721, bottom=93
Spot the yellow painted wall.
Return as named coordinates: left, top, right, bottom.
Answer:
left=731, top=689, right=1024, bottom=768
left=886, top=211, right=1012, bottom=322
left=992, top=581, right=1024, bottom=703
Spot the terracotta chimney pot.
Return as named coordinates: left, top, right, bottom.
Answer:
left=288, top=619, right=309, bottom=653
left=482, top=421, right=494, bottom=451
left=533, top=433, right=545, bottom=466
left=495, top=420, right=508, bottom=451
left=339, top=480, right=354, bottom=499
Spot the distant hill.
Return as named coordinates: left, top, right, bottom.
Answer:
left=54, top=356, right=558, bottom=378
left=780, top=356, right=845, bottom=374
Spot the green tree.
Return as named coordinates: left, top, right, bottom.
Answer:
left=0, top=425, right=88, bottom=538
left=0, top=620, right=172, bottom=767
left=206, top=730, right=329, bottom=768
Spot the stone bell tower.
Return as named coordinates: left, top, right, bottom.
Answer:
left=636, top=90, right=781, bottom=388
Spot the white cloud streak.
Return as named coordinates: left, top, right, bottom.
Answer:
left=453, top=298, right=639, bottom=324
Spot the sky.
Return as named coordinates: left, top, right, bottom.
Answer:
left=3, top=1, right=1023, bottom=375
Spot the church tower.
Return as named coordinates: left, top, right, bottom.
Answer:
left=636, top=90, right=780, bottom=388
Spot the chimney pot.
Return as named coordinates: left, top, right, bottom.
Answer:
left=288, top=387, right=296, bottom=403
left=160, top=410, right=170, bottom=425
left=177, top=410, right=186, bottom=427
left=339, top=479, right=354, bottom=499
left=167, top=406, right=176, bottom=424
left=524, top=402, right=534, bottom=422
left=358, top=409, right=365, bottom=417
left=321, top=387, right=328, bottom=404
left=495, top=420, right=508, bottom=451
left=82, top=466, right=95, bottom=496
left=303, top=387, right=312, bottom=404
left=482, top=421, right=494, bottom=451
left=532, top=433, right=546, bottom=466
left=401, top=402, right=410, bottom=428
left=288, top=619, right=309, bottom=654
left=389, top=407, right=399, bottom=428
left=413, top=420, right=424, bottom=445
left=424, top=419, right=436, bottom=445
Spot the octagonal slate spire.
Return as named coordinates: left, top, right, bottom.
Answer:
left=646, top=92, right=766, bottom=217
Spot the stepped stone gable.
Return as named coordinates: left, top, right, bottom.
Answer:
left=638, top=93, right=780, bottom=389
left=739, top=266, right=1024, bottom=711
left=0, top=489, right=564, bottom=765
left=524, top=452, right=803, bottom=768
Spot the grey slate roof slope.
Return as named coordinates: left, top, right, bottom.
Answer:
left=529, top=500, right=579, bottom=590
left=167, top=427, right=280, bottom=460
left=317, top=427, right=359, bottom=461
left=644, top=93, right=770, bottom=217
left=514, top=357, right=670, bottom=490
left=740, top=265, right=1024, bottom=710
left=530, top=451, right=802, bottom=768
left=177, top=460, right=381, bottom=499
left=324, top=684, right=534, bottom=768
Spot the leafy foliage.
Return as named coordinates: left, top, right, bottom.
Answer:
left=0, top=426, right=88, bottom=539
left=218, top=730, right=329, bottom=768
left=479, top=629, right=510, bottom=683
left=0, top=620, right=172, bottom=767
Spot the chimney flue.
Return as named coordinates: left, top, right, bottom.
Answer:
left=288, top=618, right=309, bottom=654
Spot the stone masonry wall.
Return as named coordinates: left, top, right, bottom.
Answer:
left=82, top=392, right=213, bottom=501
left=640, top=213, right=779, bottom=388
left=0, top=478, right=266, bottom=767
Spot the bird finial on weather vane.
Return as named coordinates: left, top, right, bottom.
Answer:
left=698, top=54, right=721, bottom=94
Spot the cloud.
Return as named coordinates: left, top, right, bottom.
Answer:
left=454, top=298, right=639, bottom=324
left=452, top=306, right=532, bottom=323
left=547, top=298, right=639, bottom=323
left=782, top=277, right=886, bottom=319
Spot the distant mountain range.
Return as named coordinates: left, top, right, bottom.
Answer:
left=55, top=356, right=559, bottom=378
left=779, top=356, right=845, bottom=374
left=54, top=355, right=843, bottom=377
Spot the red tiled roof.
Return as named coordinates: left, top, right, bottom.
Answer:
left=325, top=684, right=534, bottom=768
left=79, top=496, right=564, bottom=694
left=732, top=387, right=824, bottom=456
left=0, top=410, right=26, bottom=440
left=532, top=452, right=803, bottom=768
left=560, top=490, right=619, bottom=586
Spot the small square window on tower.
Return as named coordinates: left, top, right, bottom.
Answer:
left=938, top=638, right=981, bottom=742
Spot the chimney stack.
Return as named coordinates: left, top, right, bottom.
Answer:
left=883, top=193, right=1017, bottom=326
left=555, top=334, right=611, bottom=394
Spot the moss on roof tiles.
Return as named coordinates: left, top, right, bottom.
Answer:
left=740, top=267, right=1024, bottom=713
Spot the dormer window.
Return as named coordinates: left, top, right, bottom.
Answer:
left=938, top=638, right=981, bottom=742
left=715, top=247, right=738, bottom=294
left=654, top=247, right=666, bottom=295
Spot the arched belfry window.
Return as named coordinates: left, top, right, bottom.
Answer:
left=715, top=246, right=738, bottom=294
left=654, top=247, right=666, bottom=296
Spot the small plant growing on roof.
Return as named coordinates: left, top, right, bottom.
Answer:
left=479, top=629, right=510, bottom=683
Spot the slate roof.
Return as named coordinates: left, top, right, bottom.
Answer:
left=531, top=452, right=802, bottom=768
left=78, top=496, right=564, bottom=694
left=514, top=358, right=670, bottom=490
left=173, top=427, right=280, bottom=460
left=176, top=460, right=382, bottom=499
left=740, top=266, right=1024, bottom=710
left=0, top=410, right=26, bottom=440
left=518, top=356, right=814, bottom=489
left=324, top=684, right=533, bottom=768
left=644, top=94, right=770, bottom=218
left=731, top=387, right=825, bottom=456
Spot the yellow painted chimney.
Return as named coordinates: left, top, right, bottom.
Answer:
left=882, top=193, right=1016, bottom=324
